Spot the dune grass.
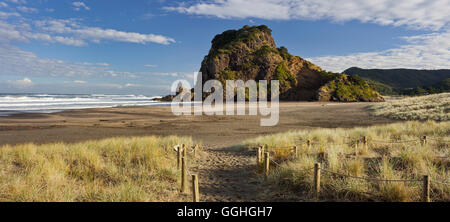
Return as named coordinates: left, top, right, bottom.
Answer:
left=0, top=136, right=194, bottom=202
left=244, top=121, right=449, bottom=202
left=368, top=93, right=449, bottom=121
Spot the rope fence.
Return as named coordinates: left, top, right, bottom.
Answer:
left=320, top=169, right=422, bottom=182
left=433, top=180, right=450, bottom=186
left=174, top=144, right=201, bottom=202
left=256, top=135, right=449, bottom=150
left=255, top=136, right=449, bottom=202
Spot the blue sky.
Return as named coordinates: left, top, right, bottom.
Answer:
left=0, top=0, right=449, bottom=95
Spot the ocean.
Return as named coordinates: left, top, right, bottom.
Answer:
left=0, top=94, right=168, bottom=116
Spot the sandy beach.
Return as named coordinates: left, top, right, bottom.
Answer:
left=0, top=102, right=396, bottom=147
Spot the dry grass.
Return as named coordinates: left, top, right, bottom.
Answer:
left=0, top=136, right=194, bottom=202
left=368, top=93, right=449, bottom=121
left=245, top=121, right=450, bottom=202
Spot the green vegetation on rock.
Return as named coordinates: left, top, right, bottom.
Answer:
left=274, top=61, right=297, bottom=92
left=318, top=71, right=383, bottom=102
left=217, top=69, right=241, bottom=84
left=277, top=46, right=294, bottom=61
left=254, top=45, right=278, bottom=57
left=208, top=25, right=273, bottom=59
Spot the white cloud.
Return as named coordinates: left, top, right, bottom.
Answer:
left=0, top=2, right=8, bottom=7
left=0, top=20, right=87, bottom=46
left=0, top=20, right=27, bottom=42
left=73, top=80, right=86, bottom=84
left=8, top=77, right=33, bottom=88
left=17, top=6, right=38, bottom=13
left=0, top=11, right=20, bottom=18
left=5, top=0, right=26, bottom=4
left=100, top=83, right=123, bottom=89
left=0, top=17, right=175, bottom=46
left=72, top=1, right=90, bottom=11
left=144, top=64, right=158, bottom=67
left=125, top=83, right=142, bottom=87
left=0, top=44, right=131, bottom=78
left=22, top=32, right=87, bottom=46
left=308, top=31, right=450, bottom=72
left=35, top=19, right=176, bottom=45
left=166, top=0, right=450, bottom=30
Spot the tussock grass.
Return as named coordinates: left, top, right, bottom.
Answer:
left=368, top=93, right=449, bottom=121
left=0, top=136, right=193, bottom=202
left=245, top=121, right=450, bottom=202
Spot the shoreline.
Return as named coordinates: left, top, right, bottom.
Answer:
left=0, top=102, right=398, bottom=147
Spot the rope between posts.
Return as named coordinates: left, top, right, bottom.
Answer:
left=320, top=169, right=422, bottom=182
left=270, top=159, right=281, bottom=167
left=265, top=153, right=447, bottom=185
left=433, top=180, right=450, bottom=186
left=370, top=139, right=418, bottom=144
left=427, top=138, right=450, bottom=143
left=297, top=167, right=315, bottom=172
left=256, top=136, right=449, bottom=150
left=173, top=145, right=198, bottom=154
left=268, top=159, right=314, bottom=172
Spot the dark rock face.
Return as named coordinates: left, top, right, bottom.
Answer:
left=197, top=25, right=383, bottom=102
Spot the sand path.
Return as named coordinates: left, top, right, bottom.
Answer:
left=189, top=145, right=265, bottom=202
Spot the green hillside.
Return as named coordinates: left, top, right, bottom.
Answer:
left=344, top=67, right=450, bottom=95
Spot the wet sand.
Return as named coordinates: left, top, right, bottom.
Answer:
left=0, top=102, right=396, bottom=147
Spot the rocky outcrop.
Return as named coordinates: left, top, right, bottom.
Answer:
left=198, top=25, right=383, bottom=102
left=157, top=25, right=384, bottom=102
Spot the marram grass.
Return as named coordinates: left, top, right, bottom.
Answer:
left=368, top=93, right=449, bottom=121
left=245, top=121, right=449, bottom=202
left=0, top=136, right=193, bottom=202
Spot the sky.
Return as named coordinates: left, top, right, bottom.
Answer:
left=0, top=0, right=449, bottom=95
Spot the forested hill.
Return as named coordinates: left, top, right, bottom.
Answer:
left=343, top=67, right=450, bottom=95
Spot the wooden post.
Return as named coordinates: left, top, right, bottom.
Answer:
left=193, top=145, right=197, bottom=158
left=192, top=174, right=199, bottom=202
left=422, top=136, right=427, bottom=146
left=264, top=152, right=270, bottom=179
left=182, top=144, right=187, bottom=158
left=314, top=163, right=321, bottom=199
left=363, top=136, right=368, bottom=148
left=256, top=147, right=262, bottom=166
left=307, top=139, right=311, bottom=149
left=354, top=143, right=358, bottom=157
left=177, top=145, right=182, bottom=169
left=423, top=175, right=430, bottom=202
left=181, top=156, right=187, bottom=193
left=293, top=146, right=298, bottom=158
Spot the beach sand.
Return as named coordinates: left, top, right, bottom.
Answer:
left=0, top=102, right=396, bottom=147
left=0, top=102, right=399, bottom=201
